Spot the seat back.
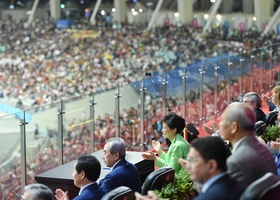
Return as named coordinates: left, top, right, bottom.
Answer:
left=265, top=111, right=278, bottom=126
left=141, top=167, right=174, bottom=195
left=254, top=121, right=267, bottom=136
left=260, top=180, right=280, bottom=200
left=240, top=172, right=280, bottom=200
left=101, top=186, right=134, bottom=200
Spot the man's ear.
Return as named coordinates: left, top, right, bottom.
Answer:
left=251, top=102, right=257, bottom=109
left=230, top=121, right=238, bottom=134
left=81, top=170, right=85, bottom=179
left=208, top=159, right=218, bottom=172
left=114, top=152, right=120, bottom=161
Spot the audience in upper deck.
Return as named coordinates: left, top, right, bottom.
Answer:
left=0, top=18, right=280, bottom=111
left=1, top=17, right=280, bottom=199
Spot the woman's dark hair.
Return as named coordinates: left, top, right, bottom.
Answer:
left=161, top=112, right=185, bottom=134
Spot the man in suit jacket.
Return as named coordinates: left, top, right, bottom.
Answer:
left=99, top=137, right=141, bottom=193
left=243, top=92, right=266, bottom=121
left=55, top=155, right=105, bottom=200
left=219, top=102, right=277, bottom=187
left=135, top=137, right=244, bottom=200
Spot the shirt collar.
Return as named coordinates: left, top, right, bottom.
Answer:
left=78, top=182, right=95, bottom=195
left=201, top=172, right=227, bottom=193
left=112, top=159, right=122, bottom=170
left=232, top=136, right=247, bottom=154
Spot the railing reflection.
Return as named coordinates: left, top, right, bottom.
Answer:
left=1, top=44, right=280, bottom=198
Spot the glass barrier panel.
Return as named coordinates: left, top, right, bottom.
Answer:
left=24, top=103, right=60, bottom=184
left=63, top=95, right=91, bottom=163
left=93, top=87, right=124, bottom=151
left=118, top=84, right=142, bottom=151
left=0, top=112, right=22, bottom=199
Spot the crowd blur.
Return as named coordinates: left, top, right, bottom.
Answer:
left=1, top=17, right=280, bottom=199
left=1, top=18, right=280, bottom=109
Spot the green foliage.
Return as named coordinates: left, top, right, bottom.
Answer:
left=261, top=125, right=280, bottom=143
left=153, top=173, right=197, bottom=200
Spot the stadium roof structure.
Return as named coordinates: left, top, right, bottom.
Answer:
left=0, top=0, right=176, bottom=11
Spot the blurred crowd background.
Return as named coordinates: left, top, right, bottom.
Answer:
left=1, top=0, right=280, bottom=199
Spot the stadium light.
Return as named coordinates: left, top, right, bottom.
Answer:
left=101, top=10, right=105, bottom=15
left=60, top=3, right=65, bottom=9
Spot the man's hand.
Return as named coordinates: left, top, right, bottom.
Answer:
left=135, top=191, right=161, bottom=200
left=142, top=152, right=157, bottom=161
left=55, top=189, right=69, bottom=200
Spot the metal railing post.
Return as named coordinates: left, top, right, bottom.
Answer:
left=90, top=93, right=97, bottom=152
left=57, top=100, right=65, bottom=165
left=20, top=111, right=29, bottom=193
left=115, top=87, right=121, bottom=137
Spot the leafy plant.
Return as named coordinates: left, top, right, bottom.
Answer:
left=261, top=125, right=280, bottom=143
left=153, top=173, right=197, bottom=200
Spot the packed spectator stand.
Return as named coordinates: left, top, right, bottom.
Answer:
left=1, top=17, right=280, bottom=199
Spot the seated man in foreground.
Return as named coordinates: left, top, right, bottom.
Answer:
left=135, top=136, right=244, bottom=200
left=99, top=137, right=142, bottom=193
left=55, top=155, right=105, bottom=200
left=219, top=102, right=277, bottom=187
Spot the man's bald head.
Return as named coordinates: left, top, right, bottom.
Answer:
left=219, top=102, right=256, bottom=144
left=227, top=102, right=256, bottom=131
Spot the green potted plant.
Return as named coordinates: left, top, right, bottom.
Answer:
left=261, top=125, right=280, bottom=143
left=153, top=173, right=197, bottom=200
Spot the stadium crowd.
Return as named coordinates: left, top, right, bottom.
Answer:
left=1, top=18, right=279, bottom=109
left=1, top=17, right=280, bottom=199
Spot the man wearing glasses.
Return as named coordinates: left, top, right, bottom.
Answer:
left=135, top=136, right=243, bottom=200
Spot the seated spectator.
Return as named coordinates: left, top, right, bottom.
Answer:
left=270, top=86, right=280, bottom=111
left=55, top=155, right=105, bottom=200
left=243, top=92, right=266, bottom=121
left=267, top=110, right=280, bottom=175
left=135, top=136, right=244, bottom=200
left=141, top=112, right=190, bottom=177
left=99, top=137, right=141, bottom=193
left=262, top=94, right=276, bottom=111
left=22, top=183, right=53, bottom=200
left=219, top=102, right=277, bottom=187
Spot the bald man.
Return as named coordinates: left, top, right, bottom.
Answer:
left=219, top=102, right=277, bottom=187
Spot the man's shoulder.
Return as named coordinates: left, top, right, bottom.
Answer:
left=200, top=175, right=244, bottom=200
left=115, top=159, right=138, bottom=170
left=107, top=159, right=138, bottom=175
left=75, top=187, right=105, bottom=200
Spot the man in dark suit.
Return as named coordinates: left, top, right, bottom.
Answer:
left=55, top=155, right=105, bottom=200
left=99, top=137, right=141, bottom=193
left=181, top=136, right=244, bottom=200
left=219, top=102, right=277, bottom=187
left=135, top=136, right=244, bottom=200
left=243, top=92, right=266, bottom=121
